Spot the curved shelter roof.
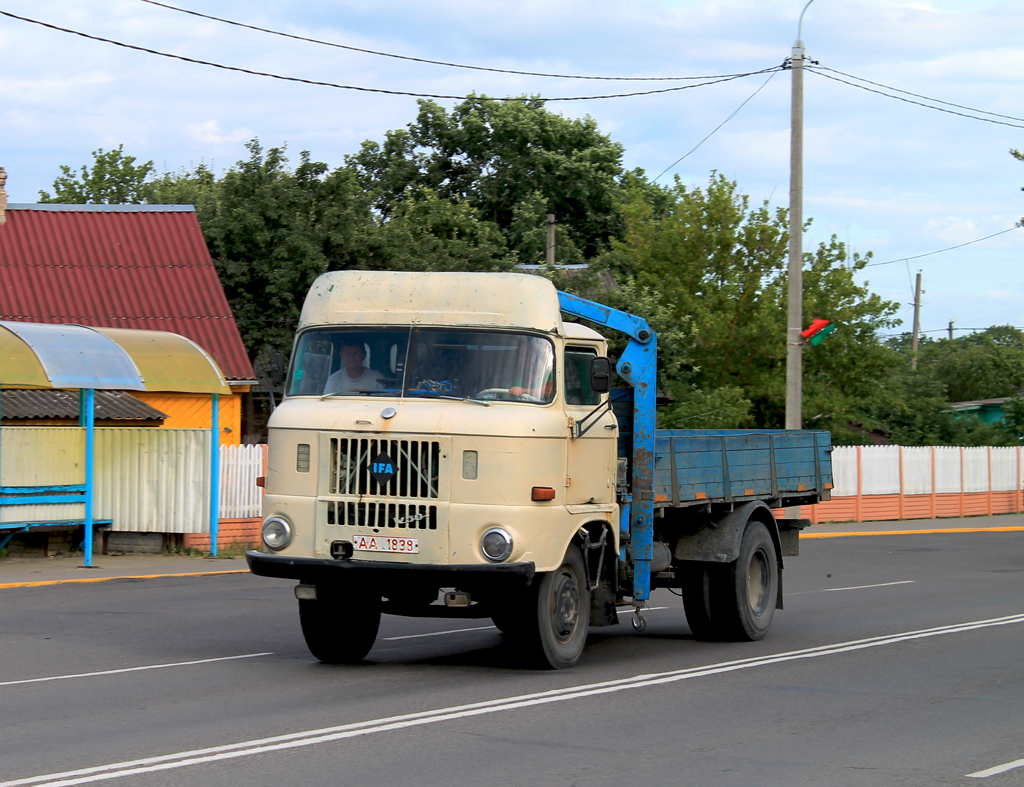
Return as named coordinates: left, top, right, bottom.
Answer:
left=0, top=321, right=230, bottom=394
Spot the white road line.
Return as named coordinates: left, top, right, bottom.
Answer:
left=0, top=653, right=274, bottom=688
left=384, top=607, right=671, bottom=640
left=789, top=580, right=915, bottom=596
left=967, top=756, right=1024, bottom=778
left=6, top=612, right=1024, bottom=787
left=825, top=580, right=915, bottom=592
left=383, top=625, right=496, bottom=641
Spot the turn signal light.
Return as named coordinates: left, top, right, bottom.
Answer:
left=532, top=487, right=556, bottom=501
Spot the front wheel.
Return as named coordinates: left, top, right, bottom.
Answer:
left=520, top=546, right=590, bottom=669
left=299, top=587, right=381, bottom=663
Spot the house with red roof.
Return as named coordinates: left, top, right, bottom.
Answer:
left=0, top=199, right=256, bottom=444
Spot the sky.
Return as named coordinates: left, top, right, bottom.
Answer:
left=1, top=0, right=1021, bottom=340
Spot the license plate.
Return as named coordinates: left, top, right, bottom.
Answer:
left=352, top=535, right=419, bottom=554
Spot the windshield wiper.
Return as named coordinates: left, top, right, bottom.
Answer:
left=411, top=392, right=491, bottom=407
left=319, top=389, right=398, bottom=400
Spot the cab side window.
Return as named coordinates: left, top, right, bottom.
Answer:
left=564, top=348, right=600, bottom=406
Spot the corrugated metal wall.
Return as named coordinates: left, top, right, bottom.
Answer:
left=0, top=427, right=86, bottom=524
left=94, top=429, right=210, bottom=533
left=1, top=427, right=264, bottom=531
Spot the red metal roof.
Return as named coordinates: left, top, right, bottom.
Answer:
left=0, top=206, right=255, bottom=382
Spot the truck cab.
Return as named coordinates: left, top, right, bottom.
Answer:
left=250, top=271, right=621, bottom=668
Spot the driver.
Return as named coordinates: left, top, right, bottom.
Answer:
left=323, top=339, right=384, bottom=394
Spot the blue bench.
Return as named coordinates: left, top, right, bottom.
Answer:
left=0, top=484, right=112, bottom=553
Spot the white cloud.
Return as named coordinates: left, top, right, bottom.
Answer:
left=186, top=120, right=254, bottom=146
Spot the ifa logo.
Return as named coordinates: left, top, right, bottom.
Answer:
left=371, top=451, right=396, bottom=487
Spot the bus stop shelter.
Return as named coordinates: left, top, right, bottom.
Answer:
left=0, top=321, right=231, bottom=565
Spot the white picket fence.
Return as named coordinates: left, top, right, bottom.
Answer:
left=219, top=443, right=266, bottom=519
left=830, top=445, right=1022, bottom=496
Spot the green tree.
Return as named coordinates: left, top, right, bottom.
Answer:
left=39, top=145, right=155, bottom=204
left=915, top=326, right=1024, bottom=402
left=588, top=173, right=901, bottom=438
left=348, top=96, right=625, bottom=262
left=366, top=188, right=517, bottom=272
left=198, top=139, right=373, bottom=361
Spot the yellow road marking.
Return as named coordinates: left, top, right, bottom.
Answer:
left=803, top=526, right=1024, bottom=538
left=0, top=569, right=249, bottom=590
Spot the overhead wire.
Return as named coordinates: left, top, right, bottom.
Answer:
left=807, top=66, right=1024, bottom=130
left=811, top=65, right=1024, bottom=124
left=0, top=10, right=783, bottom=102
left=653, top=69, right=779, bottom=182
left=864, top=226, right=1021, bottom=268
left=138, top=0, right=756, bottom=83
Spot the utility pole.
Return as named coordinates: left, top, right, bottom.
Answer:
left=911, top=271, right=922, bottom=370
left=948, top=319, right=956, bottom=341
left=546, top=213, right=556, bottom=267
left=786, top=1, right=814, bottom=432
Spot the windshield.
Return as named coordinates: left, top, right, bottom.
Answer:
left=287, top=327, right=555, bottom=404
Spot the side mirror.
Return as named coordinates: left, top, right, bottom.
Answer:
left=590, top=357, right=612, bottom=394
left=269, top=351, right=286, bottom=387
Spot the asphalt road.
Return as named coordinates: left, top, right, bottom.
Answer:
left=1, top=526, right=1022, bottom=787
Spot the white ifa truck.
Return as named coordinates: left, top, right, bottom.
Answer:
left=247, top=271, right=832, bottom=669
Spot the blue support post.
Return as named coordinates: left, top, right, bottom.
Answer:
left=616, top=333, right=657, bottom=601
left=82, top=388, right=95, bottom=567
left=557, top=291, right=658, bottom=602
left=210, top=393, right=219, bottom=556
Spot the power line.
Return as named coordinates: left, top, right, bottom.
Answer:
left=139, top=0, right=756, bottom=84
left=0, top=10, right=782, bottom=102
left=812, top=66, right=1024, bottom=124
left=880, top=326, right=1024, bottom=338
left=807, top=67, right=1024, bottom=130
left=653, top=69, right=779, bottom=182
left=864, top=226, right=1022, bottom=268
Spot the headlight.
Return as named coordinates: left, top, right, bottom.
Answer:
left=480, top=528, right=513, bottom=562
left=262, top=516, right=293, bottom=551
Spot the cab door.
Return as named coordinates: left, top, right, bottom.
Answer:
left=563, top=346, right=617, bottom=505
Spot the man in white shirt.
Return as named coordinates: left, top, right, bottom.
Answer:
left=323, top=340, right=384, bottom=394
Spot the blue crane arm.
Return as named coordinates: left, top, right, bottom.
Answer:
left=557, top=291, right=658, bottom=602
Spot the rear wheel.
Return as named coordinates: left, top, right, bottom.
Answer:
left=520, top=546, right=590, bottom=669
left=299, top=586, right=381, bottom=663
left=718, top=521, right=778, bottom=641
left=681, top=562, right=725, bottom=640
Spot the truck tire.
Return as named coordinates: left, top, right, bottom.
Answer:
left=681, top=563, right=726, bottom=640
left=491, top=603, right=528, bottom=637
left=719, top=520, right=778, bottom=641
left=520, top=545, right=590, bottom=669
left=299, top=588, right=381, bottom=664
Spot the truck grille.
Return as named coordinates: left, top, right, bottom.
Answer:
left=328, top=437, right=442, bottom=499
left=325, top=501, right=438, bottom=530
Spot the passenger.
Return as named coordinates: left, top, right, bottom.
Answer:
left=323, top=340, right=384, bottom=394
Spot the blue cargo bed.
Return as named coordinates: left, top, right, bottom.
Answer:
left=651, top=429, right=833, bottom=508
left=611, top=389, right=833, bottom=508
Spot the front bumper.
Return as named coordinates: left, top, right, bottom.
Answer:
left=246, top=550, right=535, bottom=595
